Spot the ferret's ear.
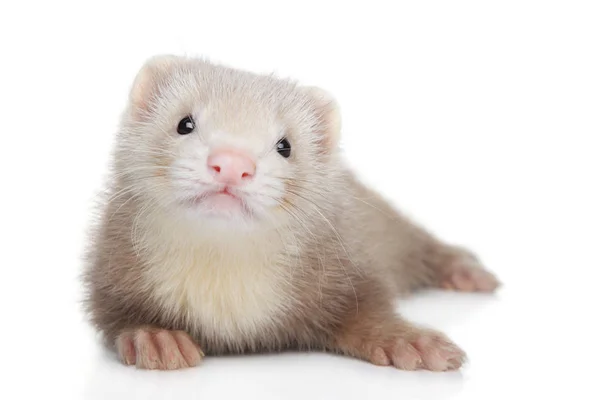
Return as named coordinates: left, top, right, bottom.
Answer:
left=129, top=55, right=181, bottom=114
left=302, top=86, right=341, bottom=151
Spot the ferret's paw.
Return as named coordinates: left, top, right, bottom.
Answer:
left=368, top=329, right=466, bottom=371
left=439, top=249, right=500, bottom=292
left=116, top=328, right=204, bottom=370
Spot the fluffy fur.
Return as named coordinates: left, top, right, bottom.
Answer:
left=83, top=55, right=500, bottom=371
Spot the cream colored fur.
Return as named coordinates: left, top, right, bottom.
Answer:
left=140, top=213, right=297, bottom=344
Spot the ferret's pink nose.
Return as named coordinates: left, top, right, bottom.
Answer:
left=207, top=149, right=256, bottom=185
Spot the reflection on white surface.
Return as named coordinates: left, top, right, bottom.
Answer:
left=85, top=351, right=465, bottom=400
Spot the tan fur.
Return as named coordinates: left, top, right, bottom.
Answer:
left=83, top=55, right=500, bottom=370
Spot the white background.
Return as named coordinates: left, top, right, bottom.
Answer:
left=1, top=1, right=599, bottom=399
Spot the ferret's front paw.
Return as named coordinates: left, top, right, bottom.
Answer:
left=116, top=328, right=204, bottom=370
left=366, top=329, right=466, bottom=371
left=438, top=248, right=500, bottom=292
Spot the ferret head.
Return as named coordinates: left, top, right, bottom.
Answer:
left=115, top=55, right=343, bottom=232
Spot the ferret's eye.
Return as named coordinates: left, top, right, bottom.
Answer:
left=177, top=116, right=195, bottom=135
left=276, top=138, right=291, bottom=158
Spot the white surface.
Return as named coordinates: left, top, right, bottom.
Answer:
left=1, top=1, right=599, bottom=399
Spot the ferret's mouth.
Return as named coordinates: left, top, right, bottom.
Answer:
left=213, top=188, right=239, bottom=199
left=191, top=187, right=239, bottom=202
left=186, top=187, right=253, bottom=216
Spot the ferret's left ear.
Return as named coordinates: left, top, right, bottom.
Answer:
left=302, top=86, right=341, bottom=151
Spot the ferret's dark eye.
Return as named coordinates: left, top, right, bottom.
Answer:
left=177, top=116, right=195, bottom=135
left=276, top=138, right=291, bottom=158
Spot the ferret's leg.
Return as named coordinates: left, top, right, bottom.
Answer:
left=419, top=241, right=501, bottom=292
left=115, top=327, right=204, bottom=370
left=353, top=182, right=500, bottom=292
left=331, top=301, right=466, bottom=371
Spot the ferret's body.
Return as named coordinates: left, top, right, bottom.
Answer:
left=84, top=56, right=499, bottom=370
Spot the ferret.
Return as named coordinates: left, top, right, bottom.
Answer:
left=83, top=55, right=500, bottom=372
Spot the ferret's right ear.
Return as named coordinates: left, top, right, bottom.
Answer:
left=129, top=55, right=180, bottom=115
left=301, top=86, right=342, bottom=152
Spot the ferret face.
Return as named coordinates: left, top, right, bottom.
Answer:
left=116, top=57, right=341, bottom=231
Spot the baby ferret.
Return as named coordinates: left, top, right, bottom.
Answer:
left=83, top=55, right=500, bottom=371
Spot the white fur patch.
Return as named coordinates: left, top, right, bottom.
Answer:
left=139, top=217, right=295, bottom=346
